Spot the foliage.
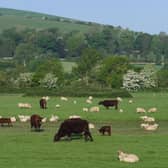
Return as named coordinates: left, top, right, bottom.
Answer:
left=32, top=58, right=64, bottom=86
left=123, top=64, right=158, bottom=91
left=14, top=72, right=33, bottom=88
left=98, top=56, right=130, bottom=88
left=39, top=73, right=58, bottom=89
left=72, top=48, right=102, bottom=85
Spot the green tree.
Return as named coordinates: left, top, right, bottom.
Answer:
left=32, top=58, right=64, bottom=86
left=14, top=43, right=41, bottom=67
left=72, top=48, right=102, bottom=85
left=98, top=56, right=130, bottom=88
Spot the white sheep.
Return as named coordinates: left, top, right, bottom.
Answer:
left=119, top=109, right=123, bottom=113
left=55, top=104, right=61, bottom=108
left=140, top=123, right=149, bottom=128
left=83, top=107, right=89, bottom=112
left=143, top=123, right=159, bottom=131
left=69, top=115, right=81, bottom=119
left=136, top=107, right=146, bottom=113
left=128, top=100, right=133, bottom=103
left=18, top=115, right=30, bottom=122
left=140, top=116, right=155, bottom=123
left=118, top=150, right=139, bottom=163
left=60, top=96, right=68, bottom=101
left=18, top=103, right=32, bottom=109
left=89, top=123, right=95, bottom=129
left=89, top=106, right=100, bottom=112
left=88, top=96, right=93, bottom=100
left=148, top=107, right=157, bottom=113
left=116, top=97, right=123, bottom=102
left=42, top=117, right=47, bottom=123
left=49, top=115, right=59, bottom=122
left=86, top=99, right=92, bottom=104
left=10, top=117, right=16, bottom=122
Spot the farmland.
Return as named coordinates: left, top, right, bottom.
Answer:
left=0, top=92, right=168, bottom=168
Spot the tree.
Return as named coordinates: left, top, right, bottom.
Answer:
left=40, top=73, right=58, bottom=89
left=14, top=43, right=41, bottom=67
left=72, top=48, right=102, bottom=85
left=98, top=56, right=130, bottom=88
left=32, top=58, right=64, bottom=86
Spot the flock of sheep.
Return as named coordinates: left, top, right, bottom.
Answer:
left=0, top=95, right=159, bottom=163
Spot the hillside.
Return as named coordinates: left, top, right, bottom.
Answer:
left=0, top=8, right=100, bottom=33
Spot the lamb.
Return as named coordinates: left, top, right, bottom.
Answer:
left=83, top=107, right=89, bottom=112
left=119, top=109, right=123, bottom=113
left=136, top=107, right=146, bottom=113
left=128, top=100, right=133, bottom=103
left=49, top=115, right=59, bottom=122
left=118, top=150, right=139, bottom=163
left=89, top=106, right=100, bottom=112
left=42, top=117, right=47, bottom=123
left=148, top=107, right=157, bottom=113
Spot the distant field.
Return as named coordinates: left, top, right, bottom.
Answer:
left=0, top=92, right=168, bottom=167
left=61, top=61, right=76, bottom=72
left=0, top=15, right=91, bottom=33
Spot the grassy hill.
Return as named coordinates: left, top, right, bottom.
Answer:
left=0, top=8, right=100, bottom=33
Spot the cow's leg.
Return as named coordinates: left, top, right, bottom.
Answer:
left=84, top=131, right=93, bottom=141
left=67, top=132, right=72, bottom=141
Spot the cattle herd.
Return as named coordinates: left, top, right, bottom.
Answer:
left=0, top=97, right=118, bottom=142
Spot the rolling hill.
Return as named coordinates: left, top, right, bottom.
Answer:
left=0, top=8, right=102, bottom=33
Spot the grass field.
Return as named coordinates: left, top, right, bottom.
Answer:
left=61, top=61, right=76, bottom=73
left=0, top=92, right=168, bottom=168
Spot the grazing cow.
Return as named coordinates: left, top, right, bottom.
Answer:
left=54, top=118, right=93, bottom=142
left=98, top=100, right=118, bottom=109
left=39, top=98, right=47, bottom=109
left=0, top=118, right=12, bottom=127
left=30, top=114, right=43, bottom=131
left=99, top=126, right=111, bottom=136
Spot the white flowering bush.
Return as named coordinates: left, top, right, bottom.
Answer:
left=40, top=73, right=58, bottom=89
left=14, top=73, right=33, bottom=88
left=139, top=64, right=157, bottom=88
left=123, top=64, right=157, bottom=91
left=123, top=70, right=142, bottom=91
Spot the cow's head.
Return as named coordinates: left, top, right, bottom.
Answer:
left=98, top=101, right=103, bottom=105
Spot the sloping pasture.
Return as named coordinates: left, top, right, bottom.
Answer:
left=0, top=92, right=168, bottom=168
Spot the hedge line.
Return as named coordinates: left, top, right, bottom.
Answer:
left=0, top=87, right=132, bottom=98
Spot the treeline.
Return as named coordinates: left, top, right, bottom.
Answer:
left=0, top=25, right=168, bottom=95
left=1, top=26, right=168, bottom=64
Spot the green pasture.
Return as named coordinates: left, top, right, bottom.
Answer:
left=0, top=15, right=91, bottom=33
left=61, top=61, right=76, bottom=73
left=0, top=92, right=168, bottom=168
